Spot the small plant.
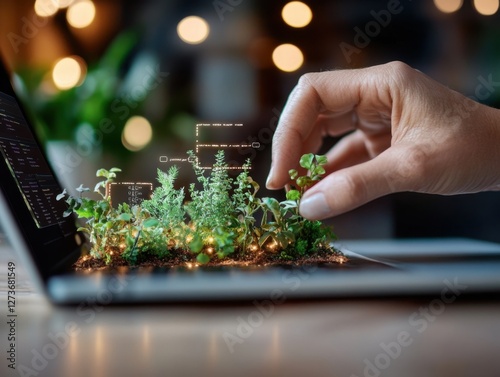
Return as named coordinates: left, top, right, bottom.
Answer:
left=257, top=153, right=335, bottom=258
left=141, top=165, right=185, bottom=250
left=59, top=152, right=345, bottom=269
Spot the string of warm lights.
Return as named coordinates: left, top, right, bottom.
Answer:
left=434, top=0, right=499, bottom=15
left=35, top=0, right=96, bottom=92
left=42, top=1, right=313, bottom=154
left=272, top=1, right=312, bottom=73
left=34, top=0, right=96, bottom=27
left=176, top=1, right=312, bottom=73
left=32, top=1, right=156, bottom=152
left=40, top=1, right=498, bottom=155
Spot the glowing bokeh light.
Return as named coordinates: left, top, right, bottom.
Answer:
left=52, top=57, right=85, bottom=90
left=122, top=116, right=153, bottom=152
left=55, top=0, right=75, bottom=8
left=433, top=0, right=463, bottom=13
left=177, top=16, right=210, bottom=45
left=282, top=2, right=313, bottom=28
left=473, top=0, right=499, bottom=15
left=67, top=0, right=96, bottom=29
left=34, top=0, right=58, bottom=17
left=272, top=44, right=304, bottom=72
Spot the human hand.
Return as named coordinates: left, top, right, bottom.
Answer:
left=266, top=61, right=500, bottom=220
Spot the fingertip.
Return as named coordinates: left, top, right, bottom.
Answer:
left=266, top=163, right=292, bottom=190
left=299, top=155, right=399, bottom=219
left=266, top=177, right=287, bottom=190
left=299, top=174, right=356, bottom=220
left=299, top=192, right=334, bottom=220
left=265, top=175, right=278, bottom=190
left=266, top=165, right=278, bottom=190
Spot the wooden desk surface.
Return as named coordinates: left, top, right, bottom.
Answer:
left=1, top=237, right=500, bottom=377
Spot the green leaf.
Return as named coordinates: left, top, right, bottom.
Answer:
left=125, top=233, right=135, bottom=248
left=248, top=178, right=260, bottom=195
left=94, top=181, right=106, bottom=192
left=262, top=198, right=281, bottom=221
left=96, top=169, right=109, bottom=178
left=196, top=253, right=210, bottom=265
left=99, top=201, right=110, bottom=211
left=315, top=155, right=328, bottom=166
left=143, top=218, right=159, bottom=228
left=289, top=169, right=298, bottom=180
left=109, top=168, right=122, bottom=173
left=75, top=208, right=94, bottom=218
left=118, top=213, right=132, bottom=222
left=286, top=189, right=301, bottom=201
left=189, top=233, right=203, bottom=253
left=281, top=231, right=295, bottom=243
left=281, top=200, right=298, bottom=210
left=313, top=166, right=326, bottom=177
left=262, top=197, right=280, bottom=216
left=299, top=153, right=314, bottom=170
left=296, top=176, right=310, bottom=188
left=76, top=184, right=90, bottom=193
left=56, top=189, right=67, bottom=201
left=219, top=243, right=235, bottom=257
left=66, top=197, right=77, bottom=208
left=259, top=231, right=274, bottom=247
left=119, top=202, right=131, bottom=213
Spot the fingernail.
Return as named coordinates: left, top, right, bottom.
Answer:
left=266, top=165, right=275, bottom=189
left=299, top=192, right=333, bottom=220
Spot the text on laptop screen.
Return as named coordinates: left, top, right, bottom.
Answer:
left=0, top=91, right=66, bottom=228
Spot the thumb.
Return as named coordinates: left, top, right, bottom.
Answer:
left=299, top=150, right=409, bottom=220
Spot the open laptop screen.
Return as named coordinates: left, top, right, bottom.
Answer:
left=0, top=90, right=67, bottom=229
left=0, top=58, right=81, bottom=278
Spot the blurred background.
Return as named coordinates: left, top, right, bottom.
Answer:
left=1, top=0, right=500, bottom=241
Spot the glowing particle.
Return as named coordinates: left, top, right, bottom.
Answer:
left=272, top=44, right=304, bottom=72
left=433, top=0, right=463, bottom=13
left=177, top=16, right=210, bottom=44
left=473, top=0, right=499, bottom=15
left=282, top=2, right=313, bottom=28
left=67, top=0, right=96, bottom=29
left=52, top=56, right=85, bottom=90
left=122, top=116, right=153, bottom=152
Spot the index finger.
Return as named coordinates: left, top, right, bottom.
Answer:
left=266, top=70, right=364, bottom=190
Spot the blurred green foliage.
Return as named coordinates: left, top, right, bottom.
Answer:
left=15, top=32, right=142, bottom=148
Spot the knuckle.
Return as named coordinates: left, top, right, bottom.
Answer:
left=386, top=60, right=412, bottom=74
left=384, top=61, right=415, bottom=84
left=389, top=145, right=430, bottom=190
left=297, top=72, right=316, bottom=89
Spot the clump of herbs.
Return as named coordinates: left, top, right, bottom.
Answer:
left=58, top=151, right=342, bottom=267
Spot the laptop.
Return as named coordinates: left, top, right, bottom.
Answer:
left=1, top=57, right=500, bottom=304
